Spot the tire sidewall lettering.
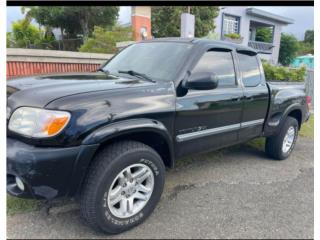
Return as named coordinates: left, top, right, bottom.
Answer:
left=104, top=208, right=144, bottom=226
left=140, top=158, right=159, bottom=176
left=101, top=156, right=161, bottom=227
left=282, top=123, right=298, bottom=157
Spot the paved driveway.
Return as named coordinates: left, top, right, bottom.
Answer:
left=7, top=138, right=314, bottom=239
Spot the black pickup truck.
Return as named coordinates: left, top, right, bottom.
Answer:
left=7, top=38, right=310, bottom=234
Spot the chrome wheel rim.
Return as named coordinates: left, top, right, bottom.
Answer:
left=106, top=163, right=154, bottom=219
left=282, top=126, right=295, bottom=153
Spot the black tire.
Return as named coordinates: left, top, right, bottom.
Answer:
left=265, top=116, right=299, bottom=160
left=80, top=140, right=165, bottom=234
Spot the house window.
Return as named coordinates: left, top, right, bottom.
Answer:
left=223, top=14, right=240, bottom=35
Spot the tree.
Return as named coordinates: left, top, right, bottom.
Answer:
left=11, top=19, right=41, bottom=48
left=22, top=7, right=78, bottom=40
left=7, top=32, right=12, bottom=48
left=296, top=30, right=314, bottom=56
left=297, top=41, right=313, bottom=55
left=79, top=26, right=133, bottom=54
left=151, top=6, right=219, bottom=38
left=23, top=7, right=119, bottom=41
left=279, top=33, right=299, bottom=66
left=304, top=30, right=313, bottom=44
left=255, top=27, right=273, bottom=43
left=7, top=17, right=54, bottom=48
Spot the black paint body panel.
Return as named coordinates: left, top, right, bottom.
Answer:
left=6, top=38, right=309, bottom=199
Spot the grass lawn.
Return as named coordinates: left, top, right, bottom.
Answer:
left=299, top=114, right=314, bottom=138
left=7, top=195, right=42, bottom=215
left=7, top=115, right=314, bottom=215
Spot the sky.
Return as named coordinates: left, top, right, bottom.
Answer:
left=7, top=6, right=314, bottom=40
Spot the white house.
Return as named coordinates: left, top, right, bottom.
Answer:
left=214, top=7, right=294, bottom=64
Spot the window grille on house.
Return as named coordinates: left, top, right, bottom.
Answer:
left=223, top=15, right=239, bottom=34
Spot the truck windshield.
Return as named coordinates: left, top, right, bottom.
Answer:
left=102, top=42, right=194, bottom=82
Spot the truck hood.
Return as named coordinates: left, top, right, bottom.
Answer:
left=7, top=72, right=156, bottom=110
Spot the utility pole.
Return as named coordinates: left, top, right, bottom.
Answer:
left=181, top=6, right=195, bottom=38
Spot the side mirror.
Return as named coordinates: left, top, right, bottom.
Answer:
left=184, top=72, right=219, bottom=90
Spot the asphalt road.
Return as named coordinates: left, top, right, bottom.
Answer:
left=7, top=138, right=314, bottom=239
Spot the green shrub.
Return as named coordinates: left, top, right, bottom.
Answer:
left=204, top=31, right=219, bottom=40
left=79, top=26, right=133, bottom=54
left=224, top=33, right=241, bottom=39
left=262, top=62, right=306, bottom=82
left=7, top=18, right=56, bottom=49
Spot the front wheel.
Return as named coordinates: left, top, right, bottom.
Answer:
left=80, top=141, right=165, bottom=234
left=265, top=116, right=299, bottom=160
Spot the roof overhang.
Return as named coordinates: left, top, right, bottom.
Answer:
left=246, top=8, right=294, bottom=24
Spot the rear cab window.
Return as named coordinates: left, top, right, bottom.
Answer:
left=237, top=53, right=262, bottom=87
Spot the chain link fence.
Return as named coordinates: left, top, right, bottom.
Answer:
left=7, top=31, right=84, bottom=52
left=304, top=69, right=314, bottom=106
left=27, top=38, right=84, bottom=51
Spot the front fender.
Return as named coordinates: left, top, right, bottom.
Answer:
left=70, top=119, right=174, bottom=197
left=82, top=118, right=173, bottom=146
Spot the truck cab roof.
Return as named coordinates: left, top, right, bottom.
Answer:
left=139, top=37, right=258, bottom=55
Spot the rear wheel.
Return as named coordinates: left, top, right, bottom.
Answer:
left=80, top=141, right=165, bottom=234
left=265, top=116, right=299, bottom=160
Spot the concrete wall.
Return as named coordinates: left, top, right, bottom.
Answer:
left=7, top=48, right=113, bottom=79
left=132, top=6, right=151, bottom=17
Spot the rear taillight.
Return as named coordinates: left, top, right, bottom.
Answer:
left=306, top=95, right=311, bottom=109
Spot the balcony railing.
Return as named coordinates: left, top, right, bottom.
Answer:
left=248, top=40, right=274, bottom=53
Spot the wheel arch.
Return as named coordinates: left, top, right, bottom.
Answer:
left=82, top=118, right=175, bottom=168
left=287, top=109, right=302, bottom=129
left=70, top=119, right=174, bottom=198
left=264, top=104, right=303, bottom=137
left=282, top=104, right=303, bottom=130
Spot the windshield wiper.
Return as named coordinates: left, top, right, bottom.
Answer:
left=98, top=68, right=122, bottom=78
left=98, top=68, right=110, bottom=75
left=118, top=70, right=156, bottom=83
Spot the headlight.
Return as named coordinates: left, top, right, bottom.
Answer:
left=8, top=107, right=70, bottom=138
